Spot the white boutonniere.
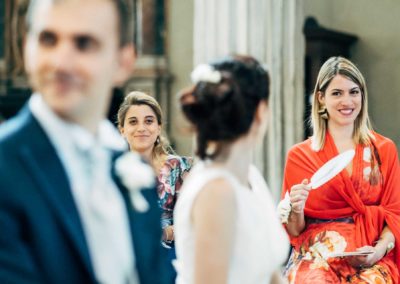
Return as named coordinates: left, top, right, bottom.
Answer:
left=277, top=192, right=292, bottom=224
left=191, top=64, right=222, bottom=84
left=115, top=152, right=155, bottom=213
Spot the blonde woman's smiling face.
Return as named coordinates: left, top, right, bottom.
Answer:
left=319, top=74, right=362, bottom=128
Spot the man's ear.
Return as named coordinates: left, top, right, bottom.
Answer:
left=114, top=44, right=136, bottom=85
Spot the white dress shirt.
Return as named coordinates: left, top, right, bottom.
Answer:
left=29, top=94, right=138, bottom=284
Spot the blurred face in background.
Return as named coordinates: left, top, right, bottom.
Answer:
left=120, top=104, right=161, bottom=156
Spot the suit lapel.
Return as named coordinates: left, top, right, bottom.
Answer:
left=110, top=152, right=140, bottom=252
left=18, top=109, right=95, bottom=280
left=110, top=152, right=151, bottom=280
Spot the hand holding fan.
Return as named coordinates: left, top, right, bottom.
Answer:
left=309, top=149, right=355, bottom=189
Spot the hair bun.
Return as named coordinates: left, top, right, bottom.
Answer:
left=180, top=55, right=270, bottom=159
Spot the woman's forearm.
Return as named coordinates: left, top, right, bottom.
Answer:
left=375, top=226, right=395, bottom=257
left=286, top=180, right=310, bottom=237
left=286, top=210, right=306, bottom=237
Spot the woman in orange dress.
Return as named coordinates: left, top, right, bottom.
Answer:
left=280, top=56, right=400, bottom=283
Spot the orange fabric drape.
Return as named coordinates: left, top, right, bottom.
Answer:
left=282, top=132, right=400, bottom=282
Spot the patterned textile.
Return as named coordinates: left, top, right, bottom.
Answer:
left=285, top=219, right=393, bottom=283
left=157, top=155, right=193, bottom=228
left=282, top=132, right=400, bottom=283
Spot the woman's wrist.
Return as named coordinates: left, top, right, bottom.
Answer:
left=374, top=242, right=387, bottom=260
left=375, top=226, right=395, bottom=259
left=288, top=209, right=305, bottom=222
left=287, top=210, right=305, bottom=237
left=374, top=238, right=395, bottom=259
left=385, top=242, right=395, bottom=256
left=162, top=225, right=174, bottom=242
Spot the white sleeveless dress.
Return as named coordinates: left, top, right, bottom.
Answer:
left=173, top=162, right=289, bottom=284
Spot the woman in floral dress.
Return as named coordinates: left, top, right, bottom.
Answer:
left=280, top=57, right=400, bottom=283
left=117, top=91, right=192, bottom=282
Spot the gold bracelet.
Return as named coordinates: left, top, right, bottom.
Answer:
left=384, top=242, right=395, bottom=256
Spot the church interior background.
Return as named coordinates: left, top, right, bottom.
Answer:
left=0, top=0, right=399, bottom=201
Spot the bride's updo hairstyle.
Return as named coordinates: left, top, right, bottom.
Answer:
left=180, top=55, right=270, bottom=160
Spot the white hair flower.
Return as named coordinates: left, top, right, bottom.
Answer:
left=191, top=64, right=222, bottom=84
left=115, top=152, right=155, bottom=213
left=277, top=192, right=291, bottom=224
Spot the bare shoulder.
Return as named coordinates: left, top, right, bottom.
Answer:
left=192, top=177, right=237, bottom=221
left=196, top=177, right=235, bottom=203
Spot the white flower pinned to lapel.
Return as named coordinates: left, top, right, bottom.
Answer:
left=115, top=152, right=155, bottom=213
left=277, top=192, right=291, bottom=224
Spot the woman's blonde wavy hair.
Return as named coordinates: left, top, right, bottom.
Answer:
left=117, top=91, right=174, bottom=165
left=310, top=56, right=374, bottom=151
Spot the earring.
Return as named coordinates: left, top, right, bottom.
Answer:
left=156, top=136, right=160, bottom=144
left=318, top=106, right=329, bottom=120
left=205, top=142, right=217, bottom=156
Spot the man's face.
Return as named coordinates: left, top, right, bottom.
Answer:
left=24, top=0, right=134, bottom=123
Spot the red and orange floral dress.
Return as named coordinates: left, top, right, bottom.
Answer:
left=282, top=132, right=400, bottom=283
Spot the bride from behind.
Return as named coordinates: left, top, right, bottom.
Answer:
left=174, top=55, right=289, bottom=284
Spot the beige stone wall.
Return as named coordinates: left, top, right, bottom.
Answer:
left=304, top=0, right=400, bottom=150
left=166, top=0, right=195, bottom=156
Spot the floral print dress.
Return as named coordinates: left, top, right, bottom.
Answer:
left=157, top=155, right=193, bottom=283
left=157, top=155, right=193, bottom=230
left=285, top=219, right=393, bottom=283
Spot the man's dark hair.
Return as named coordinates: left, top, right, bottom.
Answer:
left=26, top=0, right=134, bottom=47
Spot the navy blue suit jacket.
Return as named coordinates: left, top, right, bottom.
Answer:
left=0, top=106, right=168, bottom=284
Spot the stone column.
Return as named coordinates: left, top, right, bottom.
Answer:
left=193, top=0, right=304, bottom=201
left=125, top=0, right=172, bottom=134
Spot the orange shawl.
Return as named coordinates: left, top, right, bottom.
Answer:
left=282, top=132, right=400, bottom=280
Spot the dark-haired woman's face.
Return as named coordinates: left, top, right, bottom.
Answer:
left=120, top=104, right=161, bottom=155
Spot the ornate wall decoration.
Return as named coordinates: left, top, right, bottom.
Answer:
left=5, top=0, right=29, bottom=79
